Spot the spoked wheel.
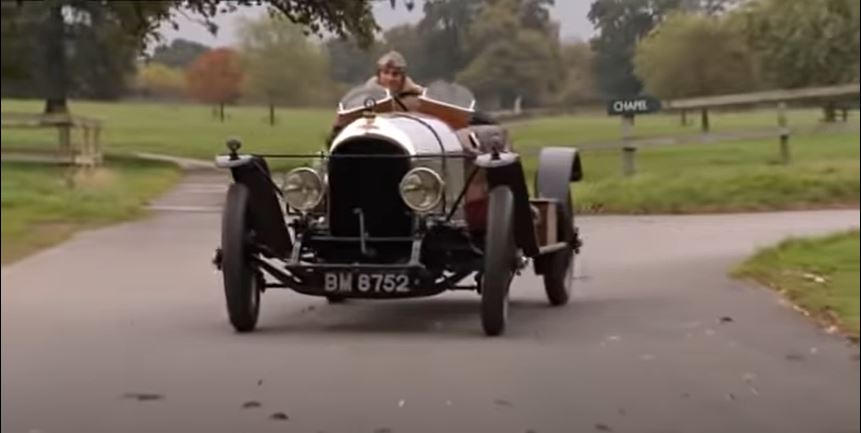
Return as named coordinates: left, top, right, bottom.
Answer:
left=481, top=185, right=517, bottom=336
left=543, top=246, right=574, bottom=306
left=221, top=183, right=261, bottom=333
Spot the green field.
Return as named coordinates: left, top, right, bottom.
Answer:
left=733, top=230, right=860, bottom=339
left=1, top=157, right=181, bottom=263
left=2, top=98, right=859, bottom=215
left=0, top=99, right=842, bottom=160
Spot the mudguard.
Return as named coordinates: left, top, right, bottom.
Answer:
left=227, top=156, right=292, bottom=257
left=533, top=147, right=582, bottom=273
left=477, top=152, right=540, bottom=257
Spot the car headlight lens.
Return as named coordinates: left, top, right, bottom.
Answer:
left=282, top=167, right=324, bottom=211
left=399, top=167, right=444, bottom=212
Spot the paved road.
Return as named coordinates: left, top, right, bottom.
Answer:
left=2, top=172, right=859, bottom=433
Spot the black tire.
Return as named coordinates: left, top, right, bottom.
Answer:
left=543, top=246, right=574, bottom=306
left=326, top=295, right=346, bottom=304
left=481, top=185, right=516, bottom=336
left=221, top=183, right=260, bottom=333
left=539, top=184, right=576, bottom=306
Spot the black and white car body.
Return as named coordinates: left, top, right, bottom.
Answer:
left=213, top=81, right=583, bottom=336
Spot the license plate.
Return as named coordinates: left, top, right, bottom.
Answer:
left=323, top=272, right=410, bottom=294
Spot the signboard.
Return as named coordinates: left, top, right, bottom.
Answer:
left=607, top=96, right=662, bottom=116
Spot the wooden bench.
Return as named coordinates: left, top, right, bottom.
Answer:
left=1, top=112, right=103, bottom=167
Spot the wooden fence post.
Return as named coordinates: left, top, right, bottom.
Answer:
left=777, top=102, right=790, bottom=164
left=700, top=108, right=710, bottom=133
left=621, top=114, right=637, bottom=176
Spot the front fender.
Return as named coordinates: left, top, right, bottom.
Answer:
left=217, top=154, right=292, bottom=257
left=533, top=147, right=582, bottom=273
left=477, top=152, right=540, bottom=257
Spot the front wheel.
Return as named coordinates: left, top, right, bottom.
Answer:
left=543, top=247, right=574, bottom=306
left=481, top=185, right=516, bottom=336
left=221, top=183, right=260, bottom=333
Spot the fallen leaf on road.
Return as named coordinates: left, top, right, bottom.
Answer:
left=785, top=353, right=805, bottom=361
left=719, top=316, right=734, bottom=324
left=595, top=422, right=613, bottom=431
left=494, top=399, right=513, bottom=407
left=122, top=392, right=163, bottom=402
left=257, top=379, right=263, bottom=386
left=242, top=401, right=261, bottom=409
left=269, top=412, right=289, bottom=421
left=726, top=393, right=736, bottom=401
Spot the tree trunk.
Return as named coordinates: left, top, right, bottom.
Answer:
left=42, top=3, right=68, bottom=114
left=822, top=103, right=837, bottom=123
left=701, top=108, right=710, bottom=133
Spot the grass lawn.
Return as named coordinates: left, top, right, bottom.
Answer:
left=1, top=157, right=181, bottom=264
left=733, top=230, right=860, bottom=340
left=568, top=131, right=860, bottom=213
left=2, top=98, right=858, bottom=214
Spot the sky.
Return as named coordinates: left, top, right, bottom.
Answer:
left=155, top=0, right=596, bottom=49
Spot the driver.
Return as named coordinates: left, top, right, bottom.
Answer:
left=327, top=51, right=424, bottom=146
left=367, top=50, right=424, bottom=111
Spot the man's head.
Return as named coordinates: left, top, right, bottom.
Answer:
left=376, top=50, right=407, bottom=92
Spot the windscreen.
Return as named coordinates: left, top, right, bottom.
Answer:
left=337, top=83, right=391, bottom=113
left=422, top=80, right=476, bottom=110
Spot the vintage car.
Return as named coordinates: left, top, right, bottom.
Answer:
left=213, top=81, right=583, bottom=336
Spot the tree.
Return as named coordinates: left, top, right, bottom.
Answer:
left=136, top=62, right=186, bottom=99
left=186, top=48, right=243, bottom=106
left=587, top=0, right=684, bottom=98
left=1, top=1, right=140, bottom=103
left=416, top=0, right=482, bottom=81
left=325, top=38, right=382, bottom=85
left=735, top=0, right=860, bottom=90
left=457, top=0, right=564, bottom=109
left=1, top=0, right=411, bottom=113
left=150, top=38, right=210, bottom=68
left=633, top=12, right=756, bottom=99
left=238, top=16, right=334, bottom=106
left=559, top=41, right=600, bottom=105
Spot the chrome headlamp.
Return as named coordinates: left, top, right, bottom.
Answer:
left=282, top=167, right=324, bottom=211
left=399, top=167, right=444, bottom=213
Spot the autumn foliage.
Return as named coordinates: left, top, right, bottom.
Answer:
left=185, top=48, right=243, bottom=104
